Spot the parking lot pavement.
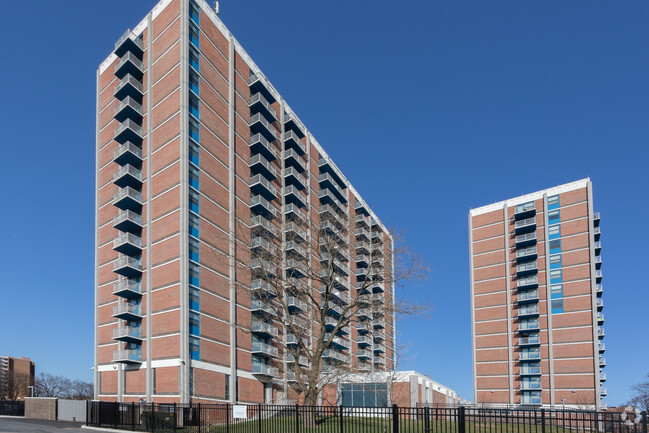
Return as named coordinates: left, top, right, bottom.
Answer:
left=0, top=417, right=86, bottom=433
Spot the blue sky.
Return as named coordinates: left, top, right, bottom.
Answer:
left=0, top=0, right=647, bottom=405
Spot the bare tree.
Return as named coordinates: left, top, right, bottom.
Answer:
left=34, top=373, right=69, bottom=398
left=5, top=373, right=32, bottom=400
left=573, top=390, right=597, bottom=410
left=65, top=380, right=94, bottom=400
left=233, top=205, right=428, bottom=420
left=627, top=373, right=649, bottom=412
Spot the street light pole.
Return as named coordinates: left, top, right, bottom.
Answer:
left=28, top=386, right=34, bottom=398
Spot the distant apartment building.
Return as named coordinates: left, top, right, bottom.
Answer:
left=95, top=0, right=395, bottom=404
left=469, top=179, right=605, bottom=408
left=0, top=356, right=35, bottom=400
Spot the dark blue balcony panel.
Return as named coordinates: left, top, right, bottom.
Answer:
left=112, top=278, right=143, bottom=299
left=516, top=262, right=538, bottom=277
left=113, top=210, right=143, bottom=233
left=114, top=187, right=144, bottom=211
left=250, top=320, right=278, bottom=338
left=249, top=73, right=276, bottom=104
left=284, top=167, right=307, bottom=190
left=114, top=52, right=144, bottom=79
left=519, top=335, right=541, bottom=347
left=250, top=194, right=278, bottom=219
left=285, top=185, right=307, bottom=208
left=113, top=255, right=143, bottom=277
left=517, top=291, right=539, bottom=304
left=284, top=148, right=307, bottom=172
left=518, top=322, right=540, bottom=333
left=519, top=353, right=541, bottom=362
left=515, top=217, right=537, bottom=234
left=113, top=302, right=143, bottom=321
left=114, top=30, right=144, bottom=58
left=250, top=133, right=278, bottom=161
left=596, top=269, right=603, bottom=283
left=593, top=227, right=601, bottom=242
left=515, top=232, right=537, bottom=248
left=594, top=241, right=601, bottom=256
left=114, top=119, right=144, bottom=144
left=113, top=232, right=143, bottom=255
left=514, top=203, right=536, bottom=220
left=517, top=276, right=538, bottom=290
left=283, top=130, right=306, bottom=155
left=593, top=212, right=600, bottom=228
left=114, top=74, right=144, bottom=101
left=284, top=112, right=306, bottom=140
left=515, top=246, right=537, bottom=263
left=250, top=154, right=278, bottom=180
left=595, top=256, right=602, bottom=270
left=318, top=157, right=346, bottom=188
left=114, top=142, right=143, bottom=167
left=250, top=113, right=278, bottom=142
left=250, top=174, right=278, bottom=201
left=114, top=96, right=144, bottom=123
left=113, top=164, right=143, bottom=188
left=319, top=173, right=347, bottom=204
left=249, top=93, right=277, bottom=122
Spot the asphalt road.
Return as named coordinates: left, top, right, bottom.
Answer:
left=0, top=417, right=86, bottom=433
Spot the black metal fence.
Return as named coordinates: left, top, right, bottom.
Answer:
left=86, top=401, right=648, bottom=433
left=0, top=401, right=25, bottom=416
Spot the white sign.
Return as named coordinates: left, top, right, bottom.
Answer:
left=233, top=405, right=247, bottom=419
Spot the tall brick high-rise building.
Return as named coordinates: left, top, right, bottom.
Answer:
left=469, top=179, right=605, bottom=408
left=95, top=0, right=395, bottom=404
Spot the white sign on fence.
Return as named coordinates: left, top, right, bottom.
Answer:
left=233, top=405, right=247, bottom=419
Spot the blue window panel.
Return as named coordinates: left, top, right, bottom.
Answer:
left=189, top=70, right=200, bottom=96
left=189, top=189, right=200, bottom=213
left=550, top=270, right=562, bottom=284
left=189, top=116, right=200, bottom=141
left=189, top=46, right=200, bottom=71
left=551, top=299, right=564, bottom=314
left=549, top=239, right=561, bottom=254
left=550, top=284, right=563, bottom=299
left=190, top=312, right=200, bottom=336
left=190, top=337, right=200, bottom=361
left=548, top=210, right=560, bottom=225
left=189, top=263, right=200, bottom=286
left=189, top=237, right=200, bottom=262
left=189, top=1, right=200, bottom=25
left=189, top=94, right=200, bottom=119
left=189, top=164, right=200, bottom=190
left=547, top=195, right=560, bottom=210
left=189, top=212, right=200, bottom=238
left=190, top=140, right=200, bottom=165
left=189, top=22, right=200, bottom=48
left=549, top=254, right=562, bottom=269
left=190, top=286, right=200, bottom=311
left=548, top=225, right=561, bottom=240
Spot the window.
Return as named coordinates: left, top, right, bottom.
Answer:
left=520, top=318, right=539, bottom=330
left=550, top=269, right=562, bottom=283
left=189, top=1, right=200, bottom=25
left=189, top=164, right=200, bottom=189
left=548, top=195, right=559, bottom=209
left=190, top=286, right=200, bottom=311
left=190, top=140, right=199, bottom=165
left=548, top=225, right=561, bottom=239
left=189, top=45, right=200, bottom=71
left=189, top=262, right=200, bottom=286
left=225, top=374, right=230, bottom=400
left=340, top=383, right=388, bottom=407
left=189, top=93, right=200, bottom=119
left=189, top=212, right=200, bottom=238
left=189, top=22, right=200, bottom=48
left=550, top=254, right=562, bottom=269
left=189, top=116, right=200, bottom=141
left=189, top=336, right=200, bottom=360
left=548, top=210, right=560, bottom=224
left=522, top=391, right=542, bottom=404
left=549, top=239, right=561, bottom=252
left=521, top=347, right=540, bottom=360
left=190, top=311, right=200, bottom=335
left=152, top=368, right=157, bottom=394
left=189, top=189, right=200, bottom=213
left=523, top=376, right=541, bottom=389
left=551, top=299, right=564, bottom=314
left=516, top=201, right=535, bottom=213
left=189, top=69, right=200, bottom=96
left=550, top=284, right=563, bottom=298
left=189, top=237, right=200, bottom=262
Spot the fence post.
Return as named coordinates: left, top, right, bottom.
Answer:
left=226, top=403, right=230, bottom=433
left=458, top=406, right=466, bottom=433
left=392, top=404, right=399, bottom=433
left=258, top=404, right=262, bottom=433
left=541, top=408, right=546, bottom=433
left=295, top=404, right=300, bottom=433
left=340, top=405, right=344, bottom=433
left=642, top=412, right=647, bottom=433
left=173, top=402, right=177, bottom=433
left=424, top=406, right=430, bottom=433
left=131, top=402, right=135, bottom=431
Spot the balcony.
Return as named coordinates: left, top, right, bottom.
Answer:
left=251, top=298, right=275, bottom=317
left=515, top=232, right=537, bottom=248
left=327, top=288, right=350, bottom=305
left=516, top=261, right=538, bottom=277
left=373, top=357, right=386, bottom=366
left=285, top=259, right=306, bottom=278
left=287, top=354, right=309, bottom=366
left=599, top=357, right=606, bottom=367
left=357, top=322, right=370, bottom=334
left=287, top=296, right=307, bottom=313
left=519, top=351, right=541, bottom=362
left=356, top=308, right=372, bottom=320
left=284, top=203, right=306, bottom=223
left=600, top=372, right=607, bottom=382
left=114, top=141, right=143, bottom=166
left=356, top=254, right=369, bottom=267
left=593, top=212, right=600, bottom=228
left=252, top=236, right=278, bottom=257
left=286, top=222, right=307, bottom=242
left=285, top=185, right=307, bottom=207
left=113, top=349, right=142, bottom=364
left=114, top=186, right=143, bottom=211
left=519, top=335, right=540, bottom=347
left=596, top=284, right=603, bottom=297
left=113, top=164, right=143, bottom=188
left=113, top=254, right=142, bottom=277
left=250, top=194, right=278, bottom=219
left=519, top=321, right=540, bottom=333
left=113, top=232, right=143, bottom=255
left=325, top=334, right=349, bottom=350
left=283, top=130, right=306, bottom=155
left=358, top=348, right=372, bottom=359
left=519, top=382, right=542, bottom=391
left=519, top=366, right=542, bottom=376
left=251, top=215, right=278, bottom=238
left=515, top=202, right=536, bottom=220
left=598, top=327, right=605, bottom=339
left=358, top=335, right=372, bottom=347
left=322, top=301, right=344, bottom=318
left=252, top=363, right=279, bottom=378
left=594, top=241, right=601, bottom=256
left=113, top=326, right=143, bottom=343
left=517, top=275, right=538, bottom=290
left=115, top=52, right=144, bottom=80
left=597, top=298, right=604, bottom=311
left=250, top=174, right=278, bottom=200
left=113, top=210, right=143, bottom=232
left=113, top=302, right=143, bottom=321
left=114, top=29, right=144, bottom=57
left=596, top=269, right=602, bottom=283
left=599, top=342, right=606, bottom=353
left=114, top=119, right=144, bottom=144
left=249, top=73, right=276, bottom=104
left=250, top=113, right=277, bottom=142
left=515, top=217, right=536, bottom=234
left=249, top=93, right=277, bottom=121
left=593, top=227, right=601, bottom=242
left=250, top=133, right=278, bottom=161
left=373, top=343, right=385, bottom=354
left=372, top=318, right=385, bottom=329
left=371, top=282, right=385, bottom=293
left=114, top=74, right=144, bottom=101
left=373, top=330, right=386, bottom=341
left=595, top=256, right=602, bottom=270
left=251, top=341, right=278, bottom=358
left=322, top=349, right=349, bottom=364
left=600, top=387, right=607, bottom=396
left=250, top=154, right=278, bottom=180
left=286, top=241, right=307, bottom=259
left=516, top=246, right=537, bottom=263
left=358, top=362, right=372, bottom=373
left=355, top=227, right=370, bottom=241
left=251, top=258, right=277, bottom=277
left=319, top=173, right=347, bottom=203
left=319, top=189, right=346, bottom=212
left=251, top=321, right=278, bottom=338
left=252, top=279, right=276, bottom=297
left=112, top=278, right=143, bottom=299
left=284, top=111, right=306, bottom=139
left=284, top=167, right=307, bottom=190
left=283, top=148, right=307, bottom=172
left=597, top=313, right=604, bottom=324
left=517, top=306, right=539, bottom=319
left=517, top=290, right=538, bottom=304
left=114, top=96, right=144, bottom=123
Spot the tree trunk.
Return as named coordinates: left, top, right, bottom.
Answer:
left=302, top=391, right=318, bottom=428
